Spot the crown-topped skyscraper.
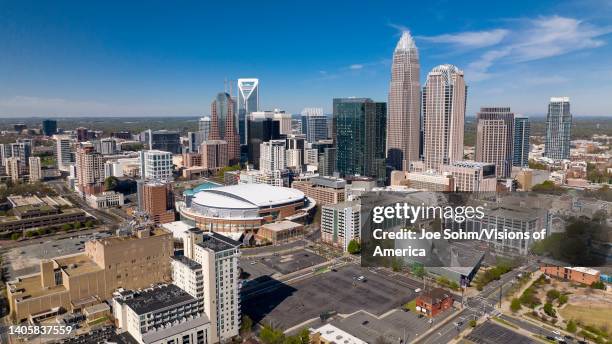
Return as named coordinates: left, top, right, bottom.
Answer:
left=386, top=31, right=421, bottom=171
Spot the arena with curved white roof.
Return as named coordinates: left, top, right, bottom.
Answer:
left=180, top=184, right=315, bottom=233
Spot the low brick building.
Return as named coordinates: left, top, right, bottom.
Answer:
left=415, top=288, right=453, bottom=318
left=540, top=262, right=601, bottom=285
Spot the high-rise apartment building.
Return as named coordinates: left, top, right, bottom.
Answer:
left=386, top=31, right=421, bottom=171
left=333, top=98, right=387, bottom=185
left=200, top=140, right=229, bottom=171
left=422, top=65, right=466, bottom=171
left=247, top=117, right=280, bottom=169
left=93, top=137, right=117, bottom=155
left=260, top=139, right=286, bottom=173
left=10, top=140, right=32, bottom=174
left=301, top=108, right=329, bottom=143
left=55, top=136, right=74, bottom=171
left=210, top=92, right=240, bottom=164
left=237, top=78, right=260, bottom=145
left=41, top=119, right=57, bottom=136
left=142, top=180, right=175, bottom=224
left=475, top=107, right=514, bottom=178
left=5, top=157, right=20, bottom=182
left=183, top=232, right=241, bottom=344
left=544, top=97, right=571, bottom=160
left=513, top=116, right=530, bottom=167
left=28, top=156, right=42, bottom=183
left=75, top=143, right=105, bottom=196
left=321, top=201, right=361, bottom=252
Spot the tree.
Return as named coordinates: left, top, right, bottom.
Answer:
left=259, top=324, right=285, bottom=344
left=11, top=232, right=21, bottom=240
left=547, top=289, right=561, bottom=301
left=411, top=262, right=426, bottom=279
left=391, top=257, right=403, bottom=272
left=469, top=319, right=477, bottom=327
left=558, top=294, right=568, bottom=305
left=510, top=298, right=522, bottom=312
left=62, top=223, right=72, bottom=231
left=104, top=176, right=119, bottom=191
left=240, top=315, right=253, bottom=336
left=543, top=302, right=556, bottom=317
left=566, top=320, right=577, bottom=333
left=85, top=220, right=94, bottom=228
left=590, top=281, right=605, bottom=290
left=73, top=221, right=82, bottom=230
left=347, top=239, right=361, bottom=254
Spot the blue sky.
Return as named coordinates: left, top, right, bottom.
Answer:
left=1, top=0, right=612, bottom=117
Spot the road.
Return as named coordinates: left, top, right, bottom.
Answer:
left=416, top=263, right=539, bottom=344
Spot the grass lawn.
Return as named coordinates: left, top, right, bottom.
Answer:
left=559, top=304, right=612, bottom=332
left=88, top=316, right=109, bottom=326
left=403, top=299, right=417, bottom=312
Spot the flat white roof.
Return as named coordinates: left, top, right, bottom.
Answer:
left=312, top=324, right=367, bottom=344
left=568, top=266, right=599, bottom=275
left=192, top=184, right=305, bottom=210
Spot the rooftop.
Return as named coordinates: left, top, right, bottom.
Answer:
left=312, top=324, right=367, bottom=344
left=124, top=284, right=195, bottom=315
left=417, top=287, right=452, bottom=305
left=191, top=183, right=305, bottom=210
left=261, top=220, right=303, bottom=232
left=171, top=255, right=202, bottom=270
left=198, top=232, right=241, bottom=252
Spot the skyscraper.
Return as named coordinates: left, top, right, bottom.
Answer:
left=333, top=98, right=387, bottom=185
left=513, top=116, right=530, bottom=167
left=475, top=107, right=514, bottom=178
left=75, top=143, right=104, bottom=196
left=10, top=140, right=32, bottom=174
left=260, top=139, right=286, bottom=173
left=28, top=156, right=42, bottom=183
left=301, top=108, right=329, bottom=143
left=55, top=136, right=74, bottom=171
left=41, top=119, right=57, bottom=136
left=237, top=78, right=260, bottom=145
left=247, top=117, right=280, bottom=169
left=386, top=31, right=421, bottom=171
left=422, top=64, right=467, bottom=171
left=210, top=92, right=240, bottom=164
left=544, top=97, right=572, bottom=160
left=198, top=116, right=211, bottom=140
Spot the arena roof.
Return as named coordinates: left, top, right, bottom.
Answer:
left=191, top=184, right=306, bottom=210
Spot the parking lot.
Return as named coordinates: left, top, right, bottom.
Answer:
left=240, top=249, right=327, bottom=279
left=2, top=232, right=111, bottom=279
left=242, top=264, right=417, bottom=329
left=466, top=321, right=536, bottom=344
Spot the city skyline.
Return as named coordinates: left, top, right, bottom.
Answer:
left=1, top=0, right=612, bottom=117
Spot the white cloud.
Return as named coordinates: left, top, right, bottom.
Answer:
left=419, top=29, right=509, bottom=48
left=349, top=64, right=364, bottom=70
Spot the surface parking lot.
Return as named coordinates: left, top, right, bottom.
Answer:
left=466, top=321, right=535, bottom=344
left=240, top=249, right=327, bottom=280
left=242, top=264, right=416, bottom=329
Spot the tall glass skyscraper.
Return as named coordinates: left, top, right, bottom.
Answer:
left=237, top=78, right=260, bottom=145
left=513, top=116, right=530, bottom=167
left=544, top=97, right=571, bottom=160
left=247, top=117, right=280, bottom=169
left=386, top=31, right=421, bottom=171
left=475, top=107, right=514, bottom=178
left=333, top=98, right=386, bottom=185
left=422, top=64, right=467, bottom=171
left=301, top=108, right=328, bottom=143
left=42, top=119, right=57, bottom=136
left=210, top=92, right=240, bottom=163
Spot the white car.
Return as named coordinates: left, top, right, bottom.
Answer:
left=415, top=288, right=422, bottom=293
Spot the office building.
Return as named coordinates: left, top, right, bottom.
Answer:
left=188, top=131, right=204, bottom=153
left=10, top=140, right=32, bottom=174
left=7, top=227, right=173, bottom=323
left=247, top=117, right=280, bottom=169
left=86, top=191, right=125, bottom=209
left=513, top=116, right=530, bottom=167
left=28, top=156, right=42, bottom=183
left=318, top=148, right=336, bottom=177
left=142, top=180, right=175, bottom=224
left=386, top=31, right=421, bottom=171
left=56, top=136, right=74, bottom=171
left=440, top=161, right=496, bottom=192
left=257, top=221, right=304, bottom=244
left=389, top=170, right=454, bottom=191
left=544, top=97, right=571, bottom=160
left=210, top=92, right=240, bottom=163
left=41, top=119, right=57, bottom=136
left=540, top=262, right=601, bottom=285
left=113, top=284, right=210, bottom=344
left=286, top=135, right=306, bottom=171
left=237, top=78, right=260, bottom=145
left=200, top=140, right=229, bottom=171
left=260, top=139, right=286, bottom=173
left=321, top=201, right=361, bottom=251
left=301, top=108, right=329, bottom=143
left=142, top=150, right=173, bottom=180
left=292, top=176, right=346, bottom=206
left=75, top=143, right=105, bottom=196
left=76, top=127, right=89, bottom=142
left=422, top=64, right=466, bottom=171
left=0, top=196, right=86, bottom=235
left=333, top=98, right=387, bottom=185
left=199, top=116, right=211, bottom=141
left=0, top=143, right=10, bottom=168
left=475, top=107, right=514, bottom=178
left=251, top=109, right=292, bottom=135
left=142, top=130, right=181, bottom=154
